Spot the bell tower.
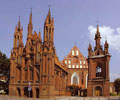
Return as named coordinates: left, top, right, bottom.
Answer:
left=87, top=24, right=111, bottom=96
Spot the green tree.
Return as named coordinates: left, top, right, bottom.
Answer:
left=0, top=51, right=10, bottom=94
left=114, top=78, right=120, bottom=95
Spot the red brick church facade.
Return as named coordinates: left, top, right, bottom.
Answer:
left=62, top=45, right=88, bottom=90
left=9, top=9, right=111, bottom=98
left=9, top=9, right=68, bottom=98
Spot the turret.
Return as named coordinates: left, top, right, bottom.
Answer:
left=88, top=43, right=93, bottom=56
left=38, top=31, right=42, bottom=42
left=104, top=40, right=109, bottom=54
left=26, top=10, right=33, bottom=54
left=13, top=17, right=23, bottom=49
left=27, top=9, right=33, bottom=40
left=43, top=8, right=54, bottom=44
left=95, top=24, right=101, bottom=50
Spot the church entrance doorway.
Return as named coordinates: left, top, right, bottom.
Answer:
left=17, top=87, right=21, bottom=96
left=24, top=87, right=33, bottom=98
left=71, top=72, right=79, bottom=85
left=36, top=88, right=39, bottom=98
left=95, top=86, right=102, bottom=96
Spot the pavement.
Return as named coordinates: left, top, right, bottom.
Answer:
left=0, top=95, right=120, bottom=100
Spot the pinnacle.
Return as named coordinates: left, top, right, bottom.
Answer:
left=18, top=16, right=21, bottom=30
left=29, top=9, right=32, bottom=25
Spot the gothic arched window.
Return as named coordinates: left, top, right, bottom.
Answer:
left=96, top=66, right=102, bottom=77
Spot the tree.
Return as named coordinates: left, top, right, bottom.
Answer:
left=0, top=51, right=10, bottom=94
left=114, top=78, right=120, bottom=95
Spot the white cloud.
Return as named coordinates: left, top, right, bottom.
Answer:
left=88, top=25, right=120, bottom=51
left=110, top=73, right=120, bottom=82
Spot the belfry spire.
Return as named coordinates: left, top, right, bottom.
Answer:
left=97, top=24, right=99, bottom=32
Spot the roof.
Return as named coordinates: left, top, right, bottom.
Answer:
left=64, top=45, right=85, bottom=58
left=55, top=55, right=68, bottom=73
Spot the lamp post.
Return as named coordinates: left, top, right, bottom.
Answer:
left=28, top=82, right=31, bottom=98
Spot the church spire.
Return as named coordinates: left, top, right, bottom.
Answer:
left=29, top=8, right=32, bottom=25
left=43, top=8, right=54, bottom=44
left=88, top=43, right=93, bottom=56
left=27, top=8, right=33, bottom=39
left=88, top=43, right=92, bottom=51
left=18, top=16, right=21, bottom=30
left=48, top=7, right=51, bottom=17
left=94, top=24, right=101, bottom=51
left=97, top=24, right=99, bottom=32
left=45, top=6, right=51, bottom=24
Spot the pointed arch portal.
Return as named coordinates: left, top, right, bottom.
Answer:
left=71, top=72, right=79, bottom=85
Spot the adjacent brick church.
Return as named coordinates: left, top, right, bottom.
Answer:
left=9, top=9, right=68, bottom=98
left=62, top=45, right=88, bottom=95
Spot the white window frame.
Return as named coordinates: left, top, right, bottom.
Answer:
left=65, top=60, right=67, bottom=64
left=80, top=65, right=82, bottom=68
left=76, top=50, right=79, bottom=55
left=80, top=60, right=82, bottom=64
left=76, top=65, right=79, bottom=68
left=83, top=61, right=86, bottom=64
left=69, top=60, right=71, bottom=64
left=72, top=65, right=75, bottom=68
left=72, top=50, right=74, bottom=55
left=69, top=65, right=71, bottom=68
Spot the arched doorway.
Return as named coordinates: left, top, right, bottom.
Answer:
left=17, top=87, right=21, bottom=96
left=71, top=72, right=79, bottom=85
left=24, top=87, right=28, bottom=97
left=24, top=87, right=33, bottom=98
left=36, top=88, right=39, bottom=98
left=95, top=86, right=102, bottom=96
left=71, top=72, right=79, bottom=96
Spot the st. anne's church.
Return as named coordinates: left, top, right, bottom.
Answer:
left=9, top=8, right=111, bottom=98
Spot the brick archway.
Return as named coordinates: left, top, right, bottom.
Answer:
left=17, top=87, right=21, bottom=97
left=94, top=86, right=102, bottom=96
left=24, top=87, right=33, bottom=98
left=36, top=88, right=39, bottom=98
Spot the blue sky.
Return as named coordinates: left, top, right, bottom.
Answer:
left=0, top=0, right=120, bottom=81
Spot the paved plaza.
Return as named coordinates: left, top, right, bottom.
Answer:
left=0, top=96, right=120, bottom=100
